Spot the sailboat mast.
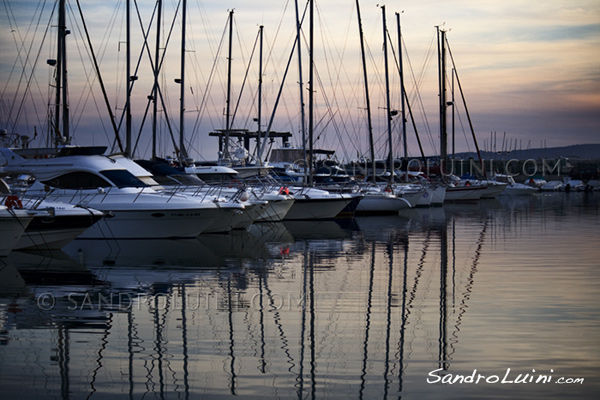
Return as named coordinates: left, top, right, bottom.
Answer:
left=451, top=67, right=455, bottom=161
left=355, top=0, right=376, bottom=183
left=126, top=0, right=132, bottom=156
left=294, top=0, right=307, bottom=178
left=256, top=25, right=264, bottom=155
left=445, top=37, right=486, bottom=176
left=437, top=26, right=448, bottom=174
left=54, top=0, right=69, bottom=144
left=381, top=5, right=394, bottom=182
left=152, top=0, right=163, bottom=161
left=308, top=0, right=314, bottom=186
left=396, top=12, right=408, bottom=178
left=224, top=9, right=234, bottom=161
left=179, top=0, right=188, bottom=162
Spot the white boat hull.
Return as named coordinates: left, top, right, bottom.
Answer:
left=257, top=198, right=295, bottom=222
left=480, top=183, right=507, bottom=199
left=444, top=186, right=485, bottom=202
left=356, top=194, right=411, bottom=214
left=503, top=185, right=537, bottom=196
left=415, top=187, right=433, bottom=207
left=430, top=186, right=446, bottom=205
left=203, top=205, right=249, bottom=233
left=397, top=190, right=427, bottom=208
left=14, top=199, right=104, bottom=250
left=77, top=207, right=220, bottom=239
left=284, top=196, right=351, bottom=220
left=1, top=208, right=32, bottom=256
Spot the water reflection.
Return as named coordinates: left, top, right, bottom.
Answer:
left=0, top=193, right=598, bottom=399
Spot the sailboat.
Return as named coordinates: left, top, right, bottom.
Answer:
left=436, top=27, right=489, bottom=202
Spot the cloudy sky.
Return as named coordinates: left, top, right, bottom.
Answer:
left=1, top=0, right=598, bottom=161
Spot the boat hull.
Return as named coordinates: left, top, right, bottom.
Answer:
left=355, top=194, right=411, bottom=215
left=503, top=185, right=537, bottom=196
left=16, top=213, right=103, bottom=249
left=77, top=207, right=220, bottom=239
left=1, top=209, right=32, bottom=256
left=444, top=186, right=485, bottom=202
left=257, top=198, right=295, bottom=222
left=284, top=196, right=351, bottom=220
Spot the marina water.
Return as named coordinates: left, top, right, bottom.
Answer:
left=1, top=192, right=599, bottom=399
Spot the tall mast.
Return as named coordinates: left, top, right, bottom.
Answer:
left=356, top=0, right=376, bottom=183
left=308, top=0, right=314, bottom=186
left=126, top=0, right=132, bottom=156
left=54, top=0, right=69, bottom=144
left=446, top=37, right=486, bottom=176
left=294, top=0, right=307, bottom=178
left=179, top=0, right=188, bottom=161
left=381, top=5, right=394, bottom=183
left=256, top=25, right=264, bottom=155
left=437, top=26, right=448, bottom=173
left=152, top=0, right=163, bottom=160
left=451, top=67, right=455, bottom=162
left=224, top=9, right=234, bottom=161
left=396, top=12, right=408, bottom=180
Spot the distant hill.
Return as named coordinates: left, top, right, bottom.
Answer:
left=454, top=143, right=600, bottom=160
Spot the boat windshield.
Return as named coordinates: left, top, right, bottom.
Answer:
left=41, top=171, right=112, bottom=189
left=100, top=170, right=148, bottom=188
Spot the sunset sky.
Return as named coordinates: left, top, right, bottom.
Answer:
left=1, top=0, right=598, bottom=161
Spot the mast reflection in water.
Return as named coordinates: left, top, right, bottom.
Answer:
left=0, top=193, right=599, bottom=399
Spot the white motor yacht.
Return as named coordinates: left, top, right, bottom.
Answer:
left=282, top=186, right=353, bottom=220
left=493, top=174, right=537, bottom=196
left=0, top=147, right=238, bottom=239
left=355, top=185, right=411, bottom=215
left=7, top=196, right=104, bottom=249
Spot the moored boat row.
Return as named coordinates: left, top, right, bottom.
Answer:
left=3, top=144, right=597, bottom=256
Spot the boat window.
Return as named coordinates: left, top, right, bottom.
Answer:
left=41, top=171, right=112, bottom=189
left=198, top=173, right=236, bottom=183
left=100, top=170, right=148, bottom=188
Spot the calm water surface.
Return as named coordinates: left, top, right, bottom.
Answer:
left=1, top=192, right=599, bottom=399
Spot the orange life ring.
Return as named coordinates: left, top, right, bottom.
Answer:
left=4, top=195, right=24, bottom=209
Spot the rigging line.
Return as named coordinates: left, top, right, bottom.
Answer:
left=1, top=0, right=37, bottom=125
left=445, top=36, right=484, bottom=173
left=454, top=99, right=472, bottom=153
left=263, top=0, right=290, bottom=75
left=154, top=0, right=183, bottom=155
left=314, top=67, right=349, bottom=158
left=397, top=35, right=426, bottom=160
left=134, top=0, right=182, bottom=156
left=64, top=0, right=119, bottom=143
left=66, top=1, right=113, bottom=142
left=5, top=0, right=53, bottom=136
left=75, top=0, right=123, bottom=150
left=64, top=1, right=93, bottom=137
left=188, top=14, right=230, bottom=154
left=230, top=27, right=260, bottom=130
left=119, top=0, right=158, bottom=154
left=256, top=18, right=305, bottom=162
left=403, top=41, right=436, bottom=154
left=312, top=4, right=349, bottom=159
left=317, top=2, right=356, bottom=161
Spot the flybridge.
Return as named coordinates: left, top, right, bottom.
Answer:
left=13, top=146, right=108, bottom=159
left=209, top=129, right=292, bottom=154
